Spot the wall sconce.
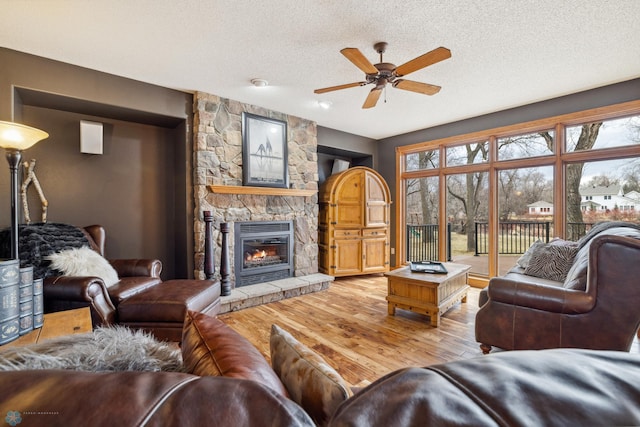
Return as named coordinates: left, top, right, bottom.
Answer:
left=0, top=121, right=49, bottom=259
left=80, top=120, right=103, bottom=154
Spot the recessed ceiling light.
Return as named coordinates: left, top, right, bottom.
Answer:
left=318, top=100, right=333, bottom=109
left=250, top=78, right=269, bottom=87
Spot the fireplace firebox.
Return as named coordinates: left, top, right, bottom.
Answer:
left=234, top=220, right=293, bottom=287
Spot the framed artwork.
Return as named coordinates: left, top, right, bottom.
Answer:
left=242, top=112, right=289, bottom=188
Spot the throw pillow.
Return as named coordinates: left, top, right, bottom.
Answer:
left=270, top=324, right=353, bottom=427
left=46, top=246, right=119, bottom=287
left=516, top=240, right=545, bottom=269
left=181, top=310, right=289, bottom=397
left=524, top=244, right=578, bottom=282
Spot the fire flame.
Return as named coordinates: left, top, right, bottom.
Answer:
left=245, top=249, right=270, bottom=261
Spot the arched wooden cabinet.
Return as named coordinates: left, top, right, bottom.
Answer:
left=319, top=166, right=391, bottom=277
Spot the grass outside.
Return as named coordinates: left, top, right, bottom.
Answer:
left=441, top=232, right=540, bottom=257
left=450, top=232, right=472, bottom=256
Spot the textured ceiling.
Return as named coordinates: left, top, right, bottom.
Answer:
left=1, top=0, right=639, bottom=139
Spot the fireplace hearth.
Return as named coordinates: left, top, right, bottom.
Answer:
left=234, top=220, right=294, bottom=287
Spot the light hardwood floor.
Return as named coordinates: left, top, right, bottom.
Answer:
left=218, top=274, right=482, bottom=387
left=218, top=274, right=639, bottom=388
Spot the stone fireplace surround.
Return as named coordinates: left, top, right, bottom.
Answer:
left=192, top=92, right=331, bottom=310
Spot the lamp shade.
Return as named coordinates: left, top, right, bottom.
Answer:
left=0, top=121, right=49, bottom=150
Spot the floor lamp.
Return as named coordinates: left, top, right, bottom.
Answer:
left=0, top=121, right=49, bottom=260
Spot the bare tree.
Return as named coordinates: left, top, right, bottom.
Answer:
left=497, top=167, right=552, bottom=222
left=584, top=174, right=619, bottom=188
left=446, top=143, right=488, bottom=252
left=622, top=166, right=640, bottom=193
left=405, top=150, right=439, bottom=226
left=498, top=169, right=519, bottom=221
left=418, top=151, right=437, bottom=226
left=555, top=123, right=603, bottom=225
left=628, top=116, right=640, bottom=142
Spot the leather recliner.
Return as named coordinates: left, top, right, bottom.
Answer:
left=43, top=225, right=164, bottom=327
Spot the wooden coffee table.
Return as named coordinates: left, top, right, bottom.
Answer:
left=0, top=307, right=92, bottom=349
left=385, top=262, right=471, bottom=327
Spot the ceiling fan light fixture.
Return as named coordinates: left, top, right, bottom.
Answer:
left=250, top=78, right=269, bottom=87
left=314, top=43, right=451, bottom=109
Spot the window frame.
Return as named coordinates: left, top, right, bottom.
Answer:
left=396, top=100, right=640, bottom=283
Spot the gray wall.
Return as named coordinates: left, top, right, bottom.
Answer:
left=317, top=126, right=377, bottom=184
left=377, top=78, right=640, bottom=266
left=0, top=48, right=193, bottom=279
left=318, top=126, right=378, bottom=166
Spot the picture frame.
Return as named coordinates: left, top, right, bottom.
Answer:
left=242, top=112, right=289, bottom=188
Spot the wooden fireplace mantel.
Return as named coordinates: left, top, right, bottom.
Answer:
left=207, top=185, right=317, bottom=197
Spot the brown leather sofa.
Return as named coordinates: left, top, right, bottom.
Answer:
left=476, top=223, right=640, bottom=353
left=43, top=225, right=221, bottom=341
left=1, top=349, right=639, bottom=426
left=0, top=370, right=312, bottom=427
left=328, top=349, right=640, bottom=426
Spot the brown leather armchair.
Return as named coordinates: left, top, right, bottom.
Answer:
left=476, top=234, right=640, bottom=353
left=43, top=225, right=162, bottom=327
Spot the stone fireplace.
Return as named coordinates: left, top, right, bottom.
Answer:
left=192, top=92, right=319, bottom=289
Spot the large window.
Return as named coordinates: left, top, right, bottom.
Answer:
left=446, top=141, right=488, bottom=166
left=497, top=166, right=554, bottom=275
left=406, top=176, right=440, bottom=261
left=497, top=130, right=554, bottom=160
left=567, top=116, right=640, bottom=152
left=405, top=148, right=439, bottom=171
left=397, top=103, right=640, bottom=281
left=566, top=157, right=640, bottom=240
left=447, top=171, right=489, bottom=275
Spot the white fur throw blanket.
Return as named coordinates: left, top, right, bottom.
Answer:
left=0, top=326, right=184, bottom=372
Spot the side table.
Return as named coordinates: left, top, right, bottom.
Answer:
left=385, top=262, right=471, bottom=327
left=0, top=307, right=92, bottom=349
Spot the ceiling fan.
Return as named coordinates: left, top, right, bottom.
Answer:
left=314, top=42, right=451, bottom=109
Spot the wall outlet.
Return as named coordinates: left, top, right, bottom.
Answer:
left=390, top=247, right=395, bottom=255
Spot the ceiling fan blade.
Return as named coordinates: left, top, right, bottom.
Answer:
left=362, top=87, right=382, bottom=109
left=314, top=81, right=366, bottom=94
left=393, top=79, right=441, bottom=95
left=341, top=48, right=379, bottom=75
left=395, top=47, right=451, bottom=77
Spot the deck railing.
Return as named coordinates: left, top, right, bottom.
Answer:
left=406, top=223, right=452, bottom=262
left=475, top=221, right=551, bottom=255
left=408, top=221, right=594, bottom=260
